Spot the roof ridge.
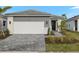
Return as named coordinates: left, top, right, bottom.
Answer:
left=5, top=9, right=52, bottom=15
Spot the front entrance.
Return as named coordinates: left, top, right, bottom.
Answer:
left=75, top=20, right=77, bottom=31
left=51, top=20, right=56, bottom=31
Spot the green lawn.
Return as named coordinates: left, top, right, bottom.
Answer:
left=46, top=30, right=79, bottom=52
left=46, top=43, right=79, bottom=52
left=63, top=30, right=79, bottom=39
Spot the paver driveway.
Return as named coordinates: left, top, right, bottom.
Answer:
left=0, top=34, right=45, bottom=52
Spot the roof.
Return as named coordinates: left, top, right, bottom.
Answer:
left=5, top=10, right=52, bottom=16
left=50, top=15, right=64, bottom=20
left=5, top=10, right=64, bottom=20
left=0, top=14, right=6, bottom=18
left=68, top=15, right=79, bottom=21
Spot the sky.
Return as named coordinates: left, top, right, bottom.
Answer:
left=4, top=6, right=79, bottom=18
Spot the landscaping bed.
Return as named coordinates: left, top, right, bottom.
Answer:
left=0, top=29, right=10, bottom=39
left=46, top=30, right=79, bottom=52
left=45, top=36, right=79, bottom=44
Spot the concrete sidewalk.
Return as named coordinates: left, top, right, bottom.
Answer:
left=53, top=31, right=63, bottom=37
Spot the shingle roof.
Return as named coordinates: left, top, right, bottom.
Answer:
left=5, top=10, right=64, bottom=20
left=5, top=10, right=52, bottom=16
left=68, top=15, right=79, bottom=21
left=50, top=15, right=64, bottom=20
left=0, top=14, right=5, bottom=18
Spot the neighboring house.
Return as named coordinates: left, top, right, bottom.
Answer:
left=2, top=10, right=64, bottom=34
left=0, top=15, right=7, bottom=31
left=67, top=15, right=79, bottom=32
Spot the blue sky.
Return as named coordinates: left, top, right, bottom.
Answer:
left=5, top=6, right=79, bottom=18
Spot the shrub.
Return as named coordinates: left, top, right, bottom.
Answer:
left=47, top=28, right=50, bottom=35
left=0, top=29, right=10, bottom=39
left=50, top=31, right=54, bottom=35
left=45, top=36, right=79, bottom=44
left=0, top=31, right=5, bottom=39
left=47, top=28, right=54, bottom=35
left=4, top=29, right=10, bottom=36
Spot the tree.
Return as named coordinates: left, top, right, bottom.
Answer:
left=61, top=14, right=67, bottom=31
left=0, top=6, right=12, bottom=14
left=62, top=14, right=67, bottom=20
left=0, top=6, right=12, bottom=37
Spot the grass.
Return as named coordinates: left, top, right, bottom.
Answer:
left=46, top=43, right=79, bottom=52
left=63, top=30, right=79, bottom=39
left=46, top=30, right=79, bottom=52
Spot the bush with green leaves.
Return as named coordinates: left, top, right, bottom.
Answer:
left=45, top=36, right=79, bottom=44
left=47, top=28, right=54, bottom=35
left=0, top=29, right=10, bottom=39
left=0, top=31, right=5, bottom=39
left=4, top=29, right=10, bottom=36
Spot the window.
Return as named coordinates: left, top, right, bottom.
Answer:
left=9, top=21, right=11, bottom=24
left=3, top=21, right=6, bottom=26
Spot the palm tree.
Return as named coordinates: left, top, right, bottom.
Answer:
left=0, top=6, right=12, bottom=37
left=0, top=6, right=12, bottom=14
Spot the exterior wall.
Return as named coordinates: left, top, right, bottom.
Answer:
left=77, top=19, right=79, bottom=31
left=67, top=20, right=75, bottom=31
left=7, top=17, right=13, bottom=34
left=0, top=17, right=3, bottom=31
left=0, top=17, right=7, bottom=31
left=48, top=19, right=52, bottom=31
left=2, top=18, right=7, bottom=31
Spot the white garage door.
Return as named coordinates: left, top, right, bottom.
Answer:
left=13, top=22, right=45, bottom=34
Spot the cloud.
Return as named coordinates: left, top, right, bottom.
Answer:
left=71, top=6, right=79, bottom=9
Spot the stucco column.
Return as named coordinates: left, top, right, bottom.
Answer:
left=57, top=19, right=62, bottom=32
left=0, top=17, right=3, bottom=31
left=56, top=20, right=58, bottom=31
left=49, top=20, right=52, bottom=31
left=7, top=17, right=13, bottom=34
left=77, top=19, right=79, bottom=32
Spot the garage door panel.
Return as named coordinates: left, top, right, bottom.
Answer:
left=13, top=22, right=45, bottom=34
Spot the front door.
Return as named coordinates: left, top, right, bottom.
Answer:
left=51, top=20, right=56, bottom=31
left=75, top=20, right=77, bottom=31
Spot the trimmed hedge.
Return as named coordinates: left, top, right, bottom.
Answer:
left=45, top=36, right=79, bottom=44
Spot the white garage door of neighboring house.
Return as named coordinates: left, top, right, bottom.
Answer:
left=13, top=22, right=45, bottom=34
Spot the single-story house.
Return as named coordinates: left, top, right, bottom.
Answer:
left=0, top=10, right=64, bottom=34
left=67, top=15, right=79, bottom=32
left=0, top=15, right=7, bottom=31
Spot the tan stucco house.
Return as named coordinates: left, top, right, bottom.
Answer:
left=0, top=10, right=64, bottom=34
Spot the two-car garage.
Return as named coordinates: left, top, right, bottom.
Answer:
left=7, top=16, right=48, bottom=34
left=13, top=21, right=45, bottom=34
